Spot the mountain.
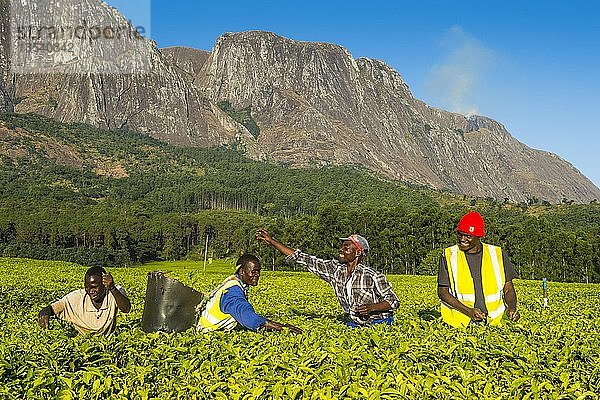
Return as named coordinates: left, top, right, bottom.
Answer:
left=0, top=112, right=440, bottom=216
left=193, top=31, right=600, bottom=204
left=0, top=1, right=598, bottom=204
left=0, top=0, right=11, bottom=112
left=0, top=0, right=237, bottom=147
left=2, top=113, right=600, bottom=282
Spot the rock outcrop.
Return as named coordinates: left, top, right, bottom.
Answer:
left=0, top=2, right=597, bottom=203
left=193, top=31, right=599, bottom=203
left=0, top=0, right=13, bottom=112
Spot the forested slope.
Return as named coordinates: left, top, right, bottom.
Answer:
left=1, top=113, right=599, bottom=282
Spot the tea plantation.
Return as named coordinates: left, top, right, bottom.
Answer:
left=1, top=258, right=599, bottom=399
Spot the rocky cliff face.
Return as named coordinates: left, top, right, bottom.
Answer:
left=161, top=46, right=210, bottom=86
left=0, top=0, right=13, bottom=112
left=194, top=31, right=599, bottom=203
left=0, top=0, right=245, bottom=147
left=0, top=2, right=597, bottom=203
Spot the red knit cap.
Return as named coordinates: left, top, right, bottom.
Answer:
left=457, top=211, right=485, bottom=237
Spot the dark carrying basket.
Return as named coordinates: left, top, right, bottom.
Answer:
left=141, top=271, right=204, bottom=332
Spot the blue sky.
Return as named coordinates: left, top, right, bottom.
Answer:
left=109, top=0, right=600, bottom=188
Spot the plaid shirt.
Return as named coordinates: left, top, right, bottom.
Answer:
left=286, top=250, right=399, bottom=324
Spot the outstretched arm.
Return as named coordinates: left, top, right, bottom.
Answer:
left=221, top=286, right=302, bottom=333
left=256, top=229, right=295, bottom=257
left=257, top=228, right=338, bottom=281
left=262, top=320, right=303, bottom=334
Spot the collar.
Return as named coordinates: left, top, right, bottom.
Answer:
left=234, top=274, right=250, bottom=294
left=83, top=291, right=109, bottom=312
left=344, top=261, right=366, bottom=277
left=465, top=244, right=484, bottom=255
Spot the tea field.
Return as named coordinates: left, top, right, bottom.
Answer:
left=1, top=257, right=599, bottom=399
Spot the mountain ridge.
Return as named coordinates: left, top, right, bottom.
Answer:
left=0, top=2, right=597, bottom=203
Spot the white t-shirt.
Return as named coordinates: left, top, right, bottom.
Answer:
left=51, top=286, right=126, bottom=335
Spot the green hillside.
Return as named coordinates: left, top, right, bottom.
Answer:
left=1, top=112, right=599, bottom=282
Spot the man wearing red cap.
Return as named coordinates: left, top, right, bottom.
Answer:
left=437, top=211, right=520, bottom=327
left=256, top=229, right=399, bottom=327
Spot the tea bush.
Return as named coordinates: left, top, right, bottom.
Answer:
left=1, top=258, right=599, bottom=399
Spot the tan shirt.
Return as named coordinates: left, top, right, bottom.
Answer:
left=51, top=286, right=126, bottom=336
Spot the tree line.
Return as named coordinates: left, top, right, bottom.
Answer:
left=1, top=112, right=599, bottom=283
left=1, top=201, right=598, bottom=283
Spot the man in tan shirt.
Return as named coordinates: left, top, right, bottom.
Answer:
left=38, top=266, right=131, bottom=336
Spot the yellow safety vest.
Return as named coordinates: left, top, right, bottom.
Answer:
left=197, top=276, right=244, bottom=332
left=440, top=244, right=506, bottom=328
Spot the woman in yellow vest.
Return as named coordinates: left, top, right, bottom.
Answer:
left=437, top=211, right=520, bottom=327
left=197, top=254, right=302, bottom=333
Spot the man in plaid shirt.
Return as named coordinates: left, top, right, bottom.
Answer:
left=256, top=229, right=399, bottom=327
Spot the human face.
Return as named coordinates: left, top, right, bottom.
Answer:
left=85, top=274, right=106, bottom=303
left=339, top=240, right=360, bottom=264
left=239, top=261, right=261, bottom=286
left=457, top=231, right=482, bottom=254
